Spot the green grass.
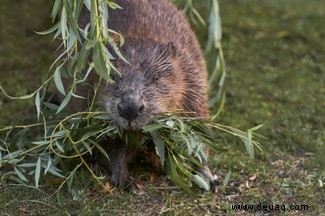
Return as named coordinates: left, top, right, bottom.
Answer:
left=0, top=0, right=324, bottom=215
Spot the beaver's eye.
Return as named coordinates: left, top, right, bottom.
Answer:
left=148, top=74, right=158, bottom=85
left=144, top=70, right=160, bottom=85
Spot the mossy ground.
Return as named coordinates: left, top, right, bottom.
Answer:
left=0, top=0, right=324, bottom=215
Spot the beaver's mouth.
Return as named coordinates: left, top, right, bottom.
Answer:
left=114, top=114, right=154, bottom=131
left=105, top=98, right=158, bottom=131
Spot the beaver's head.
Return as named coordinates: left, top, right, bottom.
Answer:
left=100, top=41, right=186, bottom=130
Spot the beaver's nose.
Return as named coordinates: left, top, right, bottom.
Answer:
left=117, top=92, right=144, bottom=121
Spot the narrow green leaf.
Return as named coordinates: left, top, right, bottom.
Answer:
left=51, top=0, right=62, bottom=21
left=0, top=86, right=36, bottom=100
left=107, top=29, right=125, bottom=46
left=67, top=53, right=78, bottom=75
left=44, top=157, right=52, bottom=175
left=93, top=42, right=110, bottom=81
left=192, top=8, right=206, bottom=26
left=54, top=66, right=66, bottom=96
left=42, top=101, right=59, bottom=110
left=62, top=0, right=82, bottom=43
left=74, top=0, right=84, bottom=20
left=71, top=92, right=86, bottom=100
left=81, top=141, right=93, bottom=155
left=31, top=141, right=51, bottom=145
left=188, top=135, right=197, bottom=156
left=60, top=7, right=67, bottom=46
left=102, top=45, right=115, bottom=60
left=35, top=22, right=60, bottom=35
left=56, top=91, right=72, bottom=114
left=35, top=91, right=41, bottom=120
left=90, top=0, right=97, bottom=33
left=85, top=40, right=96, bottom=50
left=75, top=63, right=93, bottom=84
left=166, top=155, right=193, bottom=194
left=67, top=27, right=77, bottom=50
left=54, top=25, right=62, bottom=39
left=51, top=130, right=66, bottom=138
left=108, top=39, right=129, bottom=63
left=100, top=2, right=109, bottom=40
left=46, top=165, right=64, bottom=178
left=173, top=154, right=190, bottom=173
left=150, top=130, right=165, bottom=168
left=84, top=0, right=91, bottom=11
left=17, top=163, right=36, bottom=168
left=2, top=150, right=24, bottom=161
left=14, top=167, right=28, bottom=182
left=91, top=140, right=110, bottom=160
left=76, top=40, right=91, bottom=72
left=106, top=1, right=123, bottom=9
left=35, top=157, right=41, bottom=188
left=176, top=119, right=186, bottom=132
left=55, top=140, right=65, bottom=153
left=192, top=174, right=210, bottom=191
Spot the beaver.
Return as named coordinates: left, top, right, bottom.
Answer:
left=68, top=0, right=219, bottom=192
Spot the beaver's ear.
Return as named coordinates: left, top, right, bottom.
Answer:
left=160, top=41, right=177, bottom=58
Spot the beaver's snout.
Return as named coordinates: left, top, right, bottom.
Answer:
left=117, top=91, right=145, bottom=122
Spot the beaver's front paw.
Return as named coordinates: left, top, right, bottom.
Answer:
left=209, top=174, right=221, bottom=193
left=197, top=165, right=220, bottom=193
left=109, top=169, right=134, bottom=192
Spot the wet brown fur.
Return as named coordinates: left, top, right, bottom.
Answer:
left=66, top=0, right=218, bottom=191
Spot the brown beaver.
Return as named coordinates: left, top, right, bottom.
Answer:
left=69, top=0, right=219, bottom=192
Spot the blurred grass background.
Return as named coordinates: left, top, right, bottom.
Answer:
left=0, top=0, right=324, bottom=214
left=0, top=1, right=57, bottom=124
